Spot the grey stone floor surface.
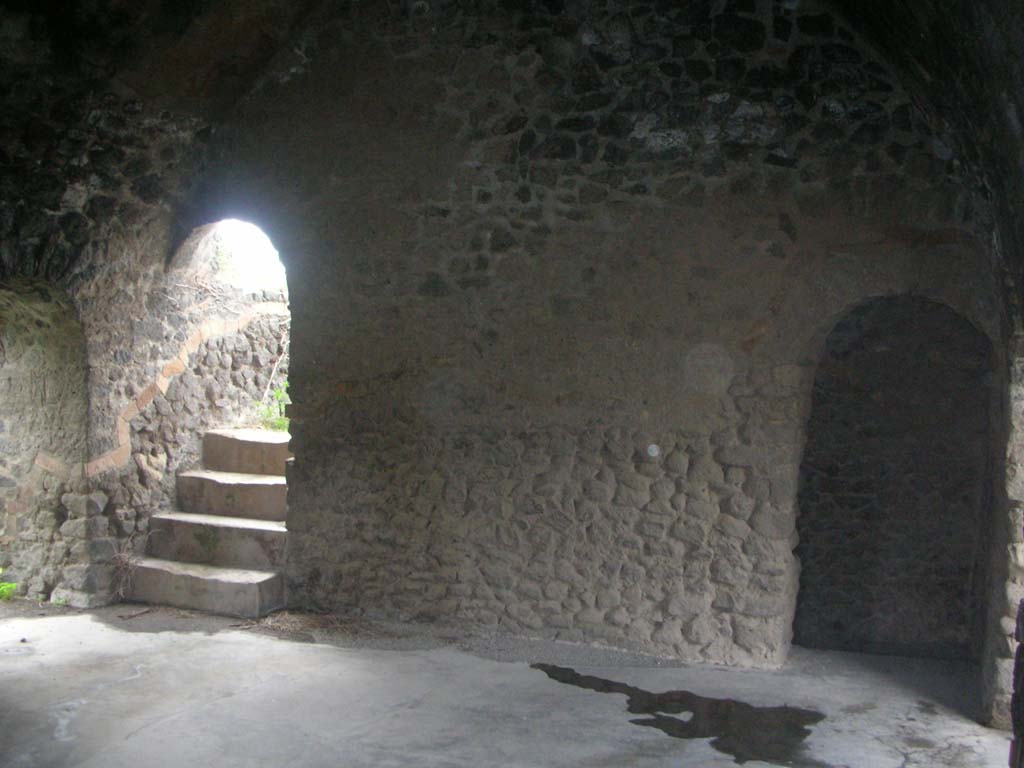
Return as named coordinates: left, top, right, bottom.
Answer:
left=0, top=603, right=1011, bottom=767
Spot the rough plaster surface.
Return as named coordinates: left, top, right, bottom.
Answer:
left=795, top=296, right=994, bottom=660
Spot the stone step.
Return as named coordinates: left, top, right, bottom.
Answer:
left=177, top=470, right=287, bottom=521
left=148, top=511, right=287, bottom=570
left=128, top=557, right=284, bottom=618
left=203, top=428, right=292, bottom=476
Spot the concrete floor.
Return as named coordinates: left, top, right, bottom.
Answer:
left=0, top=603, right=1011, bottom=768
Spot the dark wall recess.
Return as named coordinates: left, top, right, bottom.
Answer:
left=795, top=296, right=993, bottom=659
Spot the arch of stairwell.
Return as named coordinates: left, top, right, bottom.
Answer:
left=45, top=217, right=291, bottom=612
left=103, top=217, right=294, bottom=616
left=89, top=218, right=289, bottom=494
left=158, top=215, right=291, bottom=456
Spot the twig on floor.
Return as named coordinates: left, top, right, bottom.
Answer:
left=117, top=608, right=152, bottom=620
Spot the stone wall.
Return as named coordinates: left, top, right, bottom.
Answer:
left=125, top=311, right=289, bottom=527
left=816, top=5, right=1024, bottom=721
left=73, top=245, right=290, bottom=599
left=0, top=267, right=290, bottom=604
left=1, top=0, right=1020, bottom=729
left=794, top=296, right=994, bottom=659
left=830, top=0, right=1024, bottom=324
left=0, top=8, right=293, bottom=595
left=287, top=361, right=810, bottom=665
left=0, top=4, right=296, bottom=601
left=0, top=280, right=87, bottom=598
left=194, top=0, right=1008, bottom=677
left=997, top=347, right=1024, bottom=727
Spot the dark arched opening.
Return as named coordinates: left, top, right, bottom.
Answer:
left=794, top=296, right=994, bottom=661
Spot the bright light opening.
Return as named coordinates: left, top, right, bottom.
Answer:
left=208, top=219, right=287, bottom=294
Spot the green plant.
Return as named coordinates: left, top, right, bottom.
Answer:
left=0, top=568, right=17, bottom=601
left=259, top=380, right=290, bottom=432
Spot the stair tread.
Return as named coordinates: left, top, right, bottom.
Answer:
left=205, top=428, right=291, bottom=445
left=179, top=469, right=287, bottom=485
left=153, top=510, right=287, bottom=532
left=135, top=557, right=281, bottom=583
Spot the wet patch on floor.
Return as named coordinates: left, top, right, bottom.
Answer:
left=532, top=663, right=831, bottom=767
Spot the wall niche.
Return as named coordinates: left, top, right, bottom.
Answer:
left=794, top=295, right=994, bottom=660
left=0, top=280, right=87, bottom=598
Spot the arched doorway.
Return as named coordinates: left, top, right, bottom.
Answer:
left=92, top=215, right=292, bottom=552
left=794, top=296, right=993, bottom=660
left=173, top=218, right=288, bottom=298
left=126, top=217, right=293, bottom=511
left=162, top=217, right=290, bottom=442
left=123, top=218, right=292, bottom=617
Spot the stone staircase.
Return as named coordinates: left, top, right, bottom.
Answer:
left=130, top=429, right=290, bottom=618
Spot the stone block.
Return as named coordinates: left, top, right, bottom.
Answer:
left=61, top=492, right=87, bottom=518
left=665, top=592, right=701, bottom=621
left=49, top=586, right=114, bottom=609
left=59, top=563, right=114, bottom=592
left=613, top=484, right=649, bottom=507
left=1010, top=583, right=1024, bottom=618
left=688, top=453, right=724, bottom=485
left=687, top=497, right=718, bottom=520
left=723, top=492, right=756, bottom=521
left=59, top=516, right=110, bottom=540
left=664, top=449, right=689, bottom=475
left=606, top=607, right=630, bottom=627
left=69, top=537, right=119, bottom=564
left=750, top=503, right=794, bottom=540
left=714, top=513, right=752, bottom=540
left=652, top=619, right=683, bottom=646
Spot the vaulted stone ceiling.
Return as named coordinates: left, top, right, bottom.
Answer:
left=3, top=0, right=1023, bottom=304
left=829, top=0, right=1024, bottom=324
